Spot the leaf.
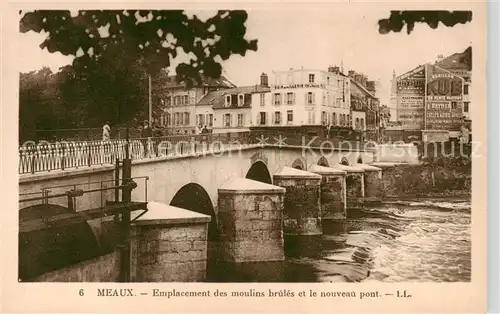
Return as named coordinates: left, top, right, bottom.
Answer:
left=378, top=10, right=472, bottom=34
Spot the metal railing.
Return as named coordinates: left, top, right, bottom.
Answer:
left=19, top=131, right=373, bottom=175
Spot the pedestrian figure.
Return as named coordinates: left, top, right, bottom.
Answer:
left=141, top=121, right=153, bottom=157
left=102, top=121, right=111, bottom=141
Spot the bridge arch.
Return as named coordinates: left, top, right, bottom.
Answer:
left=19, top=204, right=101, bottom=281
left=340, top=157, right=350, bottom=166
left=249, top=152, right=269, bottom=167
left=317, top=156, right=329, bottom=167
left=170, top=183, right=218, bottom=241
left=246, top=161, right=272, bottom=184
left=291, top=158, right=306, bottom=170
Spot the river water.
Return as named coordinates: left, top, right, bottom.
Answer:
left=206, top=199, right=471, bottom=283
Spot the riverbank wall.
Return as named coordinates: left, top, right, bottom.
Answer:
left=373, top=155, right=471, bottom=200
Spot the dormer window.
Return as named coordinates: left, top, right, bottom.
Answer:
left=309, top=74, right=315, bottom=83
left=225, top=95, right=231, bottom=107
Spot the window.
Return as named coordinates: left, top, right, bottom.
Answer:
left=225, top=95, right=231, bottom=107
left=237, top=113, right=245, bottom=126
left=287, top=110, right=293, bottom=124
left=223, top=113, right=232, bottom=127
left=184, top=112, right=190, bottom=125
left=166, top=113, right=171, bottom=126
left=464, top=102, right=469, bottom=113
left=274, top=93, right=281, bottom=105
left=286, top=92, right=294, bottom=105
left=307, top=92, right=314, bottom=105
left=274, top=111, right=281, bottom=125
left=335, top=98, right=340, bottom=107
left=208, top=114, right=213, bottom=127
left=244, top=93, right=252, bottom=106
left=309, top=74, right=315, bottom=83
left=259, top=112, right=266, bottom=125
left=321, top=111, right=327, bottom=125
left=347, top=114, right=351, bottom=127
left=327, top=77, right=330, bottom=85
left=260, top=93, right=265, bottom=106
left=451, top=102, right=458, bottom=110
left=184, top=95, right=189, bottom=105
left=332, top=113, right=337, bottom=125
left=464, top=84, right=469, bottom=95
left=360, top=118, right=365, bottom=129
left=238, top=94, right=244, bottom=107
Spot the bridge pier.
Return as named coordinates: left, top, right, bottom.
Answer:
left=370, top=162, right=397, bottom=198
left=273, top=167, right=322, bottom=236
left=308, top=164, right=347, bottom=220
left=334, top=164, right=365, bottom=209
left=130, top=202, right=211, bottom=282
left=355, top=164, right=383, bottom=205
left=217, top=178, right=286, bottom=263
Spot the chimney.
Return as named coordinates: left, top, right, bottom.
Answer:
left=354, top=74, right=362, bottom=83
left=348, top=70, right=355, bottom=78
left=366, top=80, right=376, bottom=92
left=328, top=65, right=340, bottom=74
left=361, top=75, right=368, bottom=87
left=260, top=72, right=269, bottom=87
left=436, top=54, right=444, bottom=63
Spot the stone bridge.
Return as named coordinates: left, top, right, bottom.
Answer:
left=18, top=139, right=419, bottom=282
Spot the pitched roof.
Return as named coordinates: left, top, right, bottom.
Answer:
left=350, top=79, right=377, bottom=99
left=159, top=74, right=237, bottom=89
left=199, top=85, right=271, bottom=109
left=436, top=46, right=472, bottom=71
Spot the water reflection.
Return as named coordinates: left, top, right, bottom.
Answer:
left=206, top=200, right=471, bottom=283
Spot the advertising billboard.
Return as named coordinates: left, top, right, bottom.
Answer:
left=425, top=64, right=464, bottom=131
left=396, top=66, right=425, bottom=130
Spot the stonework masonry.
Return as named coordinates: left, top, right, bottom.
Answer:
left=371, top=162, right=398, bottom=198
left=308, top=165, right=347, bottom=220
left=217, top=178, right=286, bottom=263
left=34, top=250, right=121, bottom=282
left=273, top=167, right=322, bottom=236
left=334, top=164, right=365, bottom=209
left=355, top=164, right=383, bottom=204
left=131, top=203, right=211, bottom=282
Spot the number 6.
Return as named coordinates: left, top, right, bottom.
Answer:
left=79, top=289, right=84, bottom=296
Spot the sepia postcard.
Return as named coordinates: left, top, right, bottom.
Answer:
left=0, top=0, right=488, bottom=313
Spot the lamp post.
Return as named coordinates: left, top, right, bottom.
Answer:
left=148, top=73, right=152, bottom=126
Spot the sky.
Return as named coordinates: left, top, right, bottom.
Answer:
left=18, top=8, right=474, bottom=106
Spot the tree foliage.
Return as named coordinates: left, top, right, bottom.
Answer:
left=20, top=10, right=258, bottom=85
left=19, top=10, right=258, bottom=139
left=378, top=11, right=472, bottom=34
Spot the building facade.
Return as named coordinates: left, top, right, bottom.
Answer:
left=251, top=67, right=351, bottom=129
left=435, top=47, right=472, bottom=134
left=394, top=48, right=470, bottom=142
left=210, top=82, right=270, bottom=134
left=348, top=70, right=380, bottom=141
left=152, top=72, right=236, bottom=135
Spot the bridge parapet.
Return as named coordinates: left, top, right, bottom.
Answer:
left=19, top=131, right=376, bottom=175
